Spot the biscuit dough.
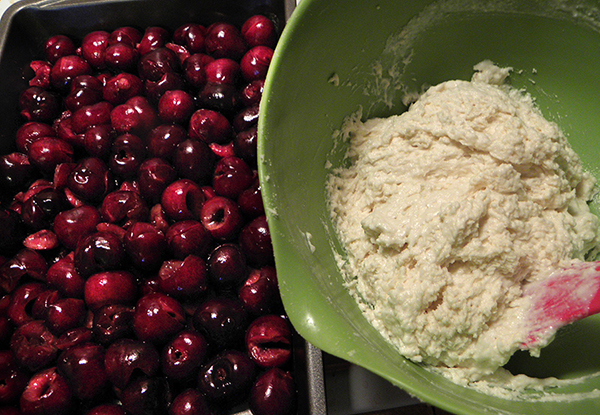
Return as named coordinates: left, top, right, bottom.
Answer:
left=327, top=61, right=600, bottom=380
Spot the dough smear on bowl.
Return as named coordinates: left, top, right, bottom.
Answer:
left=327, top=60, right=600, bottom=383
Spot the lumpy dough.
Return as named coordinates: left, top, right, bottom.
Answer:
left=327, top=61, right=600, bottom=380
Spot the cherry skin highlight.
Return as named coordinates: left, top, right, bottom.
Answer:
left=2, top=14, right=293, bottom=415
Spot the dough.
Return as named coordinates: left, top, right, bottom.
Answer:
left=327, top=61, right=600, bottom=381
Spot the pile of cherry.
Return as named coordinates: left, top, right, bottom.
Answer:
left=0, top=13, right=296, bottom=415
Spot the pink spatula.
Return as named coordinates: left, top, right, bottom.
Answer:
left=522, top=261, right=600, bottom=349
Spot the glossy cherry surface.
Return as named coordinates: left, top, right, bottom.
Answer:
left=198, top=349, right=255, bottom=403
left=193, top=296, right=248, bottom=350
left=133, top=293, right=186, bottom=344
left=104, top=338, right=160, bottom=389
left=3, top=13, right=292, bottom=415
left=249, top=368, right=296, bottom=415
left=161, top=329, right=208, bottom=381
left=57, top=342, right=108, bottom=401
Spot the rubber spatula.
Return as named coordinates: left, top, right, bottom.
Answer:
left=521, top=261, right=600, bottom=349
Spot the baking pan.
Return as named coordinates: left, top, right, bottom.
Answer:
left=0, top=0, right=294, bottom=151
left=0, top=0, right=327, bottom=414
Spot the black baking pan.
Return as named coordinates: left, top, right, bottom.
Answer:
left=0, top=0, right=326, bottom=414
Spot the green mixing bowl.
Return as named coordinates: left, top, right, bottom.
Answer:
left=258, top=0, right=600, bottom=413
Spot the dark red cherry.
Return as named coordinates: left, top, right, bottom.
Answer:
left=245, top=314, right=293, bottom=368
left=240, top=79, right=265, bottom=107
left=28, top=60, right=51, bottom=88
left=84, top=270, right=137, bottom=311
left=147, top=124, right=187, bottom=160
left=239, top=266, right=281, bottom=316
left=158, top=255, right=209, bottom=300
left=239, top=215, right=274, bottom=267
left=233, top=125, right=258, bottom=168
left=74, top=231, right=126, bottom=278
left=192, top=296, right=248, bottom=350
left=29, top=289, right=60, bottom=322
left=109, top=26, right=143, bottom=47
left=182, top=53, right=212, bottom=89
left=19, top=85, right=61, bottom=122
left=46, top=253, right=85, bottom=298
left=53, top=111, right=83, bottom=148
left=138, top=47, right=180, bottom=82
left=10, top=320, right=58, bottom=372
left=67, top=157, right=112, bottom=203
left=103, top=72, right=144, bottom=105
left=104, top=338, right=160, bottom=389
left=108, top=133, right=147, bottom=179
left=212, top=156, right=253, bottom=199
left=137, top=26, right=169, bottom=56
left=55, top=326, right=93, bottom=351
left=161, top=329, right=208, bottom=381
left=45, top=297, right=86, bottom=335
left=16, top=121, right=56, bottom=153
left=237, top=177, right=264, bottom=217
left=169, top=388, right=216, bottom=415
left=158, top=89, right=195, bottom=124
left=188, top=108, right=232, bottom=144
left=205, top=58, right=240, bottom=85
left=198, top=82, right=239, bottom=115
left=65, top=86, right=103, bottom=112
left=241, top=15, right=278, bottom=48
left=0, top=249, right=48, bottom=293
left=105, top=42, right=140, bottom=72
left=53, top=205, right=101, bottom=250
left=165, top=219, right=213, bottom=259
left=240, top=46, right=273, bottom=82
left=45, top=35, right=77, bottom=64
left=137, top=158, right=177, bottom=204
left=160, top=179, right=205, bottom=221
left=208, top=243, right=247, bottom=291
left=198, top=349, right=255, bottom=404
left=50, top=55, right=92, bottom=91
left=173, top=23, right=206, bottom=53
left=144, top=71, right=185, bottom=104
left=249, top=368, right=296, bottom=415
left=80, top=31, right=110, bottom=69
left=57, top=342, right=108, bottom=401
left=7, top=282, right=46, bottom=326
left=70, top=74, right=104, bottom=91
left=124, top=222, right=167, bottom=271
left=92, top=304, right=135, bottom=344
left=233, top=104, right=260, bottom=133
left=71, top=101, right=113, bottom=134
left=0, top=350, right=28, bottom=405
left=110, top=96, right=158, bottom=136
left=100, top=190, right=149, bottom=225
left=173, top=138, right=215, bottom=184
left=19, top=367, right=72, bottom=415
left=200, top=196, right=244, bottom=241
left=83, top=124, right=114, bottom=158
left=28, top=137, right=74, bottom=175
left=133, top=293, right=186, bottom=344
left=205, top=22, right=247, bottom=60
left=20, top=188, right=67, bottom=230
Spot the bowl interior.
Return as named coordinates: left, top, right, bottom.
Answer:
left=258, top=0, right=600, bottom=413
